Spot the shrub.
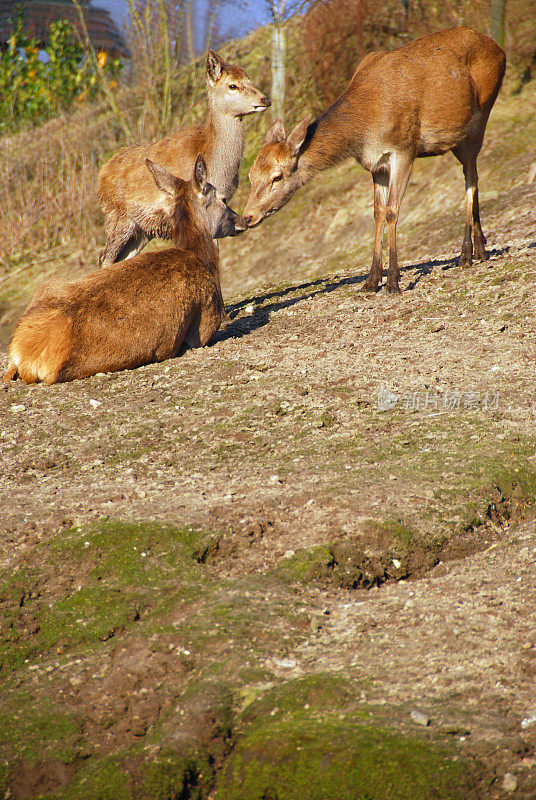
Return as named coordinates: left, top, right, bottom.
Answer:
left=0, top=19, right=121, bottom=135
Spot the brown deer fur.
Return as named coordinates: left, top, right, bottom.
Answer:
left=3, top=156, right=246, bottom=385
left=98, top=50, right=270, bottom=268
left=243, top=27, right=506, bottom=294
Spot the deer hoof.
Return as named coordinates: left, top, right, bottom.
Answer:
left=458, top=253, right=473, bottom=268
left=361, top=280, right=380, bottom=293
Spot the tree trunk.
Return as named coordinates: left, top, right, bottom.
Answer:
left=271, top=23, right=286, bottom=123
left=491, top=0, right=506, bottom=47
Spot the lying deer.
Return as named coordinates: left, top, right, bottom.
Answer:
left=243, top=27, right=506, bottom=294
left=98, top=49, right=270, bottom=268
left=3, top=155, right=245, bottom=385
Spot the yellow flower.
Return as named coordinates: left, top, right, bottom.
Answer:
left=97, top=51, right=107, bottom=69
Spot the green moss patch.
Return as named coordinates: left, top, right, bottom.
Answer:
left=216, top=677, right=475, bottom=800
left=0, top=520, right=210, bottom=671
left=216, top=715, right=476, bottom=800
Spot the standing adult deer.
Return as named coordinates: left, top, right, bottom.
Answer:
left=243, top=27, right=505, bottom=294
left=98, top=49, right=270, bottom=268
left=3, top=156, right=246, bottom=385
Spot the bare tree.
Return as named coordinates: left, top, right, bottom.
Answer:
left=265, top=0, right=305, bottom=122
left=491, top=0, right=506, bottom=47
left=124, top=0, right=222, bottom=137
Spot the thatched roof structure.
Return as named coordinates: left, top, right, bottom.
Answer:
left=0, top=0, right=129, bottom=57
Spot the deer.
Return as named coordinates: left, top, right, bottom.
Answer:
left=3, top=155, right=246, bottom=385
left=243, top=27, right=506, bottom=294
left=98, top=49, right=270, bottom=269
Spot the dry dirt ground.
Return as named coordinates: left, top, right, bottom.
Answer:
left=1, top=77, right=536, bottom=799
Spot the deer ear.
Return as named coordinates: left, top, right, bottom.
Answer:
left=287, top=115, right=313, bottom=157
left=264, top=118, right=286, bottom=145
left=207, top=49, right=226, bottom=82
left=145, top=159, right=183, bottom=196
left=193, top=154, right=209, bottom=194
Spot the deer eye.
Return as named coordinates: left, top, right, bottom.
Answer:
left=228, top=84, right=238, bottom=90
left=272, top=174, right=283, bottom=185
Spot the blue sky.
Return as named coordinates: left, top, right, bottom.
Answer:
left=94, top=0, right=268, bottom=41
left=94, top=0, right=129, bottom=24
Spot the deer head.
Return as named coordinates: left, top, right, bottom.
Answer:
left=145, top=155, right=247, bottom=240
left=206, top=49, right=271, bottom=118
left=243, top=116, right=313, bottom=227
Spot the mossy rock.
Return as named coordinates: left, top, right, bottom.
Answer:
left=215, top=715, right=476, bottom=800
left=493, top=464, right=536, bottom=505
left=274, top=524, right=421, bottom=589
left=276, top=544, right=334, bottom=583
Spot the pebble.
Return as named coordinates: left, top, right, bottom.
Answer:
left=274, top=658, right=296, bottom=669
left=11, top=404, right=25, bottom=412
left=521, top=713, right=536, bottom=729
left=502, top=773, right=517, bottom=793
left=410, top=710, right=430, bottom=727
left=324, top=208, right=350, bottom=238
left=89, top=399, right=102, bottom=409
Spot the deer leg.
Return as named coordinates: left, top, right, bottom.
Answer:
left=362, top=172, right=388, bottom=292
left=100, top=218, right=138, bottom=268
left=213, top=240, right=231, bottom=324
left=100, top=216, right=150, bottom=268
left=459, top=180, right=474, bottom=267
left=118, top=229, right=150, bottom=262
left=385, top=154, right=413, bottom=294
left=453, top=144, right=488, bottom=266
left=472, top=182, right=488, bottom=262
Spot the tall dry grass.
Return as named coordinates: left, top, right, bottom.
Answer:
left=0, top=65, right=208, bottom=269
left=299, top=0, right=536, bottom=111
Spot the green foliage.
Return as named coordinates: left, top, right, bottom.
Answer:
left=0, top=19, right=121, bottom=134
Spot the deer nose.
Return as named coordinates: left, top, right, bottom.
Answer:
left=260, top=96, right=271, bottom=107
left=243, top=214, right=254, bottom=227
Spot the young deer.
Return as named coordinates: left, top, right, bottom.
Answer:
left=243, top=27, right=506, bottom=294
left=98, top=50, right=270, bottom=268
left=3, top=156, right=246, bottom=385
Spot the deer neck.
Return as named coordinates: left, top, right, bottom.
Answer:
left=174, top=202, right=219, bottom=272
left=204, top=101, right=245, bottom=200
left=299, top=94, right=365, bottom=181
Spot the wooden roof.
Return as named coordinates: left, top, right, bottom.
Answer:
left=0, top=0, right=129, bottom=56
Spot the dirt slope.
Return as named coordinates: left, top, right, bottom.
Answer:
left=1, top=75, right=536, bottom=798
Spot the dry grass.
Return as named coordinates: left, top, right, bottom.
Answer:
left=0, top=110, right=110, bottom=264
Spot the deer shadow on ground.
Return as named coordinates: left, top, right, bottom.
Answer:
left=215, top=247, right=508, bottom=344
